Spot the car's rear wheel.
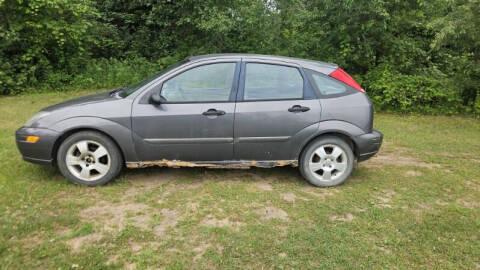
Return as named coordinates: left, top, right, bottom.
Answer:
left=300, top=136, right=354, bottom=187
left=57, top=131, right=122, bottom=186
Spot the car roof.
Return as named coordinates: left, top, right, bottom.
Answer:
left=188, top=54, right=338, bottom=70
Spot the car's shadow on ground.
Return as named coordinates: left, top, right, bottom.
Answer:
left=34, top=164, right=309, bottom=187
left=119, top=165, right=307, bottom=186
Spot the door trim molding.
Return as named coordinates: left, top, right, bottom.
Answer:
left=144, top=137, right=234, bottom=144
left=236, top=136, right=290, bottom=143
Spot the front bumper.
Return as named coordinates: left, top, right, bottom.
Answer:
left=15, top=127, right=60, bottom=165
left=353, top=129, right=383, bottom=162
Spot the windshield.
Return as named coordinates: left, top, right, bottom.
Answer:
left=122, top=59, right=188, bottom=96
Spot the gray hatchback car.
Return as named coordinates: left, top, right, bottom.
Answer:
left=16, top=54, right=382, bottom=187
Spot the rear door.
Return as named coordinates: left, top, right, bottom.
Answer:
left=132, top=60, right=240, bottom=161
left=233, top=60, right=321, bottom=160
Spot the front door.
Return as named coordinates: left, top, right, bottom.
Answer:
left=234, top=62, right=321, bottom=160
left=132, top=62, right=239, bottom=161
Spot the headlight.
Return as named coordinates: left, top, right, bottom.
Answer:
left=25, top=111, right=50, bottom=127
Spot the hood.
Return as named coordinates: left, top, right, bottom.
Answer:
left=42, top=91, right=115, bottom=112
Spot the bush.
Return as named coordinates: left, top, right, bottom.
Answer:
left=363, top=65, right=463, bottom=114
left=67, top=56, right=180, bottom=90
left=10, top=56, right=180, bottom=93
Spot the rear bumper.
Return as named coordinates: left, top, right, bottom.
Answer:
left=15, top=127, right=60, bottom=166
left=353, top=129, right=383, bottom=162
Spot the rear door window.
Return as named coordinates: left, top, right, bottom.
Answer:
left=244, top=63, right=303, bottom=100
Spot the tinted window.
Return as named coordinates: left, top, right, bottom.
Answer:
left=244, top=63, right=303, bottom=100
left=310, top=72, right=347, bottom=95
left=161, top=63, right=236, bottom=102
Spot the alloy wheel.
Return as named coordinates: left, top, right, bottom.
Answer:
left=308, top=144, right=348, bottom=182
left=65, top=140, right=111, bottom=181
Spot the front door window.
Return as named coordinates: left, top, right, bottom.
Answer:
left=161, top=63, right=236, bottom=102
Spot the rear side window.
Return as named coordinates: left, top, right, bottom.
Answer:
left=161, top=63, right=236, bottom=102
left=244, top=63, right=303, bottom=100
left=309, top=72, right=347, bottom=95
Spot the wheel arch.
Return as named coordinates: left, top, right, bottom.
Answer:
left=296, top=120, right=366, bottom=161
left=49, top=117, right=138, bottom=163
left=298, top=132, right=357, bottom=160
left=51, top=128, right=126, bottom=165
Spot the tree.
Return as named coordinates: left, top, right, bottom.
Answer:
left=429, top=0, right=480, bottom=108
left=0, top=0, right=96, bottom=94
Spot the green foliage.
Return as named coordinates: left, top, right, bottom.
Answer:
left=0, top=0, right=478, bottom=114
left=51, top=56, right=180, bottom=91
left=0, top=0, right=97, bottom=94
left=364, top=64, right=461, bottom=114
left=428, top=0, right=480, bottom=110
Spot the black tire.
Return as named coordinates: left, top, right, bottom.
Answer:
left=56, top=131, right=123, bottom=186
left=299, top=136, right=355, bottom=187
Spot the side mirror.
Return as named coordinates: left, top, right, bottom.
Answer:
left=150, top=92, right=166, bottom=105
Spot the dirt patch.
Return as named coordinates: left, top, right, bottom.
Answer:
left=375, top=189, right=396, bottom=208
left=153, top=209, right=179, bottom=236
left=281, top=193, right=296, bottom=202
left=329, top=213, right=355, bottom=222
left=279, top=252, right=287, bottom=258
left=301, top=187, right=339, bottom=199
left=129, top=241, right=143, bottom=253
left=257, top=180, right=273, bottom=191
left=187, top=202, right=200, bottom=211
left=456, top=199, right=480, bottom=209
left=405, top=170, right=423, bottom=177
left=130, top=214, right=151, bottom=231
left=361, top=151, right=440, bottom=169
left=435, top=200, right=450, bottom=206
left=107, top=254, right=119, bottom=265
left=67, top=233, right=103, bottom=253
left=435, top=199, right=450, bottom=206
left=192, top=242, right=212, bottom=263
left=19, top=234, right=43, bottom=250
left=417, top=203, right=432, bottom=210
left=377, top=246, right=391, bottom=254
left=201, top=214, right=244, bottom=228
left=80, top=201, right=150, bottom=231
left=411, top=203, right=433, bottom=215
left=256, top=206, right=288, bottom=220
left=125, top=263, right=136, bottom=270
left=465, top=180, right=480, bottom=192
left=353, top=206, right=366, bottom=212
left=191, top=242, right=224, bottom=263
left=56, top=227, right=73, bottom=237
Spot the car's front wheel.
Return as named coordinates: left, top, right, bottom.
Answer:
left=300, top=136, right=354, bottom=187
left=57, top=131, right=122, bottom=186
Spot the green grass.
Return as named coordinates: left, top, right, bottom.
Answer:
left=0, top=90, right=479, bottom=269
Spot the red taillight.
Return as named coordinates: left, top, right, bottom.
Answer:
left=329, top=68, right=365, bottom=93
